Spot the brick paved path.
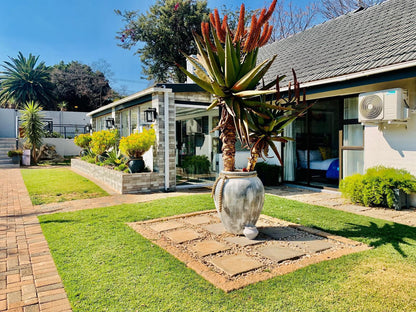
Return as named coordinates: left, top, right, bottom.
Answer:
left=0, top=169, right=72, bottom=312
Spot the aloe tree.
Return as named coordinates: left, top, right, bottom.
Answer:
left=20, top=101, right=45, bottom=165
left=178, top=0, right=309, bottom=171
left=0, top=52, right=54, bottom=109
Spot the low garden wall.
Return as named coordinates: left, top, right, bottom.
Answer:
left=71, top=158, right=166, bottom=194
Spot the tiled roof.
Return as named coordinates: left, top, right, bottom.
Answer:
left=258, top=0, right=416, bottom=87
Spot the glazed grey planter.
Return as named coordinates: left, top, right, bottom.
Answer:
left=213, top=170, right=264, bottom=234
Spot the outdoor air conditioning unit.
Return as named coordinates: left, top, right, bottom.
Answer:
left=358, top=88, right=408, bottom=123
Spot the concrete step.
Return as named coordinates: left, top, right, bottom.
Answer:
left=0, top=163, right=20, bottom=168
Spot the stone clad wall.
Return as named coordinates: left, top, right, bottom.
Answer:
left=71, top=159, right=164, bottom=194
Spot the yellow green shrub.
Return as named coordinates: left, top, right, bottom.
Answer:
left=119, top=127, right=156, bottom=158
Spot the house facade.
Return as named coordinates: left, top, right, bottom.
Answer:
left=257, top=0, right=416, bottom=189
left=87, top=0, right=416, bottom=194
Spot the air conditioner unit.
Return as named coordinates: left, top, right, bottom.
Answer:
left=358, top=88, right=408, bottom=123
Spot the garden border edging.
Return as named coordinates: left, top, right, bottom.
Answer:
left=71, top=158, right=166, bottom=194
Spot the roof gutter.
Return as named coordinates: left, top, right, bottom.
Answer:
left=279, top=60, right=416, bottom=91
left=87, top=87, right=168, bottom=117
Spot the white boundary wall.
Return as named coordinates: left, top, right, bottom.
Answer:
left=0, top=108, right=89, bottom=138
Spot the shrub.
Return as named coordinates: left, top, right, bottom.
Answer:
left=119, top=127, right=156, bottom=159
left=340, top=166, right=416, bottom=208
left=255, top=162, right=282, bottom=186
left=181, top=155, right=211, bottom=174
left=90, top=130, right=118, bottom=156
left=7, top=149, right=23, bottom=157
left=74, top=133, right=92, bottom=149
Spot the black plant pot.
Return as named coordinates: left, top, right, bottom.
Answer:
left=128, top=158, right=145, bottom=173
left=11, top=155, right=21, bottom=164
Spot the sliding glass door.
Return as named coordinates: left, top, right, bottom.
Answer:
left=284, top=95, right=364, bottom=188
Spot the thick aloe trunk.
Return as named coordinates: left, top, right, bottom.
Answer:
left=220, top=112, right=236, bottom=172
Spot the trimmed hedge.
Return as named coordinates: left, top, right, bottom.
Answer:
left=340, top=166, right=416, bottom=208
left=255, top=162, right=282, bottom=186
left=181, top=155, right=211, bottom=174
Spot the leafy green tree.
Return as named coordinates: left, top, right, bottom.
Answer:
left=51, top=61, right=116, bottom=111
left=0, top=52, right=55, bottom=109
left=116, top=0, right=210, bottom=83
left=20, top=101, right=45, bottom=165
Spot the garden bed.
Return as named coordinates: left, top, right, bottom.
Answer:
left=71, top=158, right=165, bottom=194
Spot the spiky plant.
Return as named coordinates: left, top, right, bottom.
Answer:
left=178, top=1, right=277, bottom=171
left=246, top=71, right=312, bottom=171
left=20, top=101, right=45, bottom=165
left=178, top=0, right=309, bottom=171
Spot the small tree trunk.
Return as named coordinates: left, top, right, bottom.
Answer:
left=220, top=113, right=236, bottom=172
left=247, top=152, right=259, bottom=171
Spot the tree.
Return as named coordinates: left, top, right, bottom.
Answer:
left=319, top=0, right=386, bottom=19
left=20, top=101, right=45, bottom=165
left=51, top=61, right=115, bottom=112
left=116, top=0, right=210, bottom=83
left=271, top=0, right=318, bottom=40
left=0, top=52, right=55, bottom=109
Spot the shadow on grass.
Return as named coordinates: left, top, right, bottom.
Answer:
left=329, top=221, right=416, bottom=258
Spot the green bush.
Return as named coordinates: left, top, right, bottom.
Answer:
left=7, top=149, right=23, bottom=157
left=255, top=162, right=282, bottom=186
left=340, top=166, right=416, bottom=208
left=181, top=155, right=210, bottom=174
left=90, top=129, right=118, bottom=156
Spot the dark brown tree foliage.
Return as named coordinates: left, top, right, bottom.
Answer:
left=51, top=61, right=116, bottom=112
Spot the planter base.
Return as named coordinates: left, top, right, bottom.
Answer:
left=213, top=171, right=264, bottom=234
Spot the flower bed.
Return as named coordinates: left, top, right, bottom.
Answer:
left=71, top=158, right=165, bottom=194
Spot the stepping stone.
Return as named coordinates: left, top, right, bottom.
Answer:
left=203, top=223, right=226, bottom=235
left=183, top=215, right=215, bottom=225
left=258, top=245, right=305, bottom=262
left=189, top=240, right=230, bottom=257
left=210, top=254, right=263, bottom=276
left=260, top=226, right=299, bottom=240
left=286, top=238, right=335, bottom=254
left=149, top=220, right=183, bottom=233
left=164, top=229, right=201, bottom=244
left=225, top=236, right=264, bottom=247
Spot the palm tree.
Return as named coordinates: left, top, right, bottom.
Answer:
left=20, top=101, right=45, bottom=165
left=0, top=52, right=55, bottom=108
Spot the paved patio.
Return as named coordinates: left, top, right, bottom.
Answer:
left=1, top=167, right=416, bottom=310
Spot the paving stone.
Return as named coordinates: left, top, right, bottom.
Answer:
left=225, top=236, right=264, bottom=247
left=285, top=237, right=335, bottom=253
left=260, top=226, right=299, bottom=239
left=149, top=220, right=184, bottom=232
left=210, top=254, right=263, bottom=276
left=182, top=215, right=215, bottom=226
left=203, top=223, right=226, bottom=235
left=258, top=245, right=305, bottom=262
left=164, top=229, right=201, bottom=243
left=189, top=240, right=230, bottom=257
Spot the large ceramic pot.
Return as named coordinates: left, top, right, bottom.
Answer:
left=128, top=157, right=145, bottom=173
left=212, top=170, right=264, bottom=234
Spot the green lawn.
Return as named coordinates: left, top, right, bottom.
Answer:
left=22, top=168, right=108, bottom=205
left=38, top=194, right=416, bottom=312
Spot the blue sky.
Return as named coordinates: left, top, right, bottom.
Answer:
left=0, top=0, right=312, bottom=95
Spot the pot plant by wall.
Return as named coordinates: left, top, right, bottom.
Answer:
left=119, top=126, right=156, bottom=173
left=20, top=101, right=45, bottom=165
left=7, top=149, right=23, bottom=164
left=179, top=0, right=310, bottom=237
